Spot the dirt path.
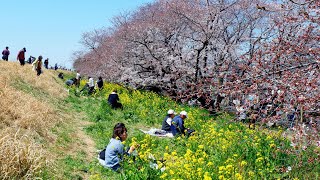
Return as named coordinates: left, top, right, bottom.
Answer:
left=76, top=120, right=96, bottom=159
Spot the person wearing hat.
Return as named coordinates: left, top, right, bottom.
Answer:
left=161, top=109, right=176, bottom=132
left=172, top=111, right=188, bottom=136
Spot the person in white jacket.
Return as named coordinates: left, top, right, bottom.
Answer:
left=88, top=77, right=95, bottom=94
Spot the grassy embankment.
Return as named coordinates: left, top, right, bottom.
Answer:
left=1, top=61, right=319, bottom=179
left=0, top=61, right=95, bottom=179
left=65, top=82, right=319, bottom=180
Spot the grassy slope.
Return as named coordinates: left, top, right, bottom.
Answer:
left=1, top=61, right=319, bottom=179
left=65, top=84, right=319, bottom=180
left=0, top=61, right=95, bottom=179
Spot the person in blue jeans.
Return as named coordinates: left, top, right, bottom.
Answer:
left=104, top=123, right=137, bottom=171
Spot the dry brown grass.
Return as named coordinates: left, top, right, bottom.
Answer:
left=0, top=61, right=67, bottom=99
left=0, top=61, right=68, bottom=179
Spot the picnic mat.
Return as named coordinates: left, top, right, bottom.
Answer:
left=139, top=128, right=174, bottom=138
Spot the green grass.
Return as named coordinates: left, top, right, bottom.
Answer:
left=58, top=82, right=320, bottom=180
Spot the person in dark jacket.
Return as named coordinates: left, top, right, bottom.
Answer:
left=58, top=72, right=64, bottom=79
left=96, top=76, right=104, bottom=90
left=2, top=46, right=10, bottom=61
left=172, top=111, right=195, bottom=137
left=33, top=55, right=43, bottom=76
left=108, top=90, right=123, bottom=109
left=17, top=47, right=26, bottom=66
left=161, top=109, right=176, bottom=132
left=44, top=58, right=49, bottom=69
left=27, top=56, right=36, bottom=64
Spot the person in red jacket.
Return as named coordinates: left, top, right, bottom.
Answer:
left=17, top=47, right=26, bottom=66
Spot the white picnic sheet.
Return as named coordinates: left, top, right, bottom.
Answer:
left=139, top=128, right=174, bottom=138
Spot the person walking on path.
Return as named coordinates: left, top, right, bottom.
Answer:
left=44, top=58, right=49, bottom=69
left=17, top=47, right=26, bottom=66
left=2, top=46, right=10, bottom=61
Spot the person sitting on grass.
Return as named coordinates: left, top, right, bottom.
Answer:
left=172, top=111, right=195, bottom=137
left=161, top=109, right=176, bottom=133
left=58, top=72, right=64, bottom=79
left=100, top=123, right=138, bottom=171
left=108, top=90, right=123, bottom=109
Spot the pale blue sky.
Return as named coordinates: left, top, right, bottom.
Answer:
left=1, top=0, right=154, bottom=68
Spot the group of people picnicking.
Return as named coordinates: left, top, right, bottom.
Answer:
left=99, top=93, right=193, bottom=171
left=68, top=74, right=194, bottom=172
left=59, top=65, right=196, bottom=172
left=1, top=46, right=63, bottom=75
left=98, top=109, right=194, bottom=172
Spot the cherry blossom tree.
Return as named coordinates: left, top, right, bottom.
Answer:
left=73, top=0, right=319, bottom=127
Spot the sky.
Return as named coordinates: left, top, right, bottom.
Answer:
left=1, top=0, right=154, bottom=69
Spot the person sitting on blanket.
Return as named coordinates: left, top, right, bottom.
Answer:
left=161, top=109, right=176, bottom=133
left=101, top=123, right=138, bottom=171
left=172, top=111, right=195, bottom=136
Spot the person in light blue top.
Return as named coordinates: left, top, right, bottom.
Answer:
left=104, top=123, right=137, bottom=171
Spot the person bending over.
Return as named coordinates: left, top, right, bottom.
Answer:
left=108, top=90, right=123, bottom=109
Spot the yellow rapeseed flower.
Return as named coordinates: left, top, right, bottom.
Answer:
left=207, top=162, right=213, bottom=166
left=204, top=172, right=212, bottom=180
left=235, top=173, right=243, bottom=180
left=256, top=157, right=264, bottom=163
left=270, top=143, right=276, bottom=148
left=169, top=170, right=174, bottom=175
left=172, top=151, right=177, bottom=156
left=240, top=161, right=247, bottom=166
left=248, top=171, right=255, bottom=177
left=160, top=173, right=168, bottom=179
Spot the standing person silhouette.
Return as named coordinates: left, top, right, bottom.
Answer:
left=44, top=58, right=49, bottom=69
left=32, top=56, right=43, bottom=76
left=96, top=76, right=104, bottom=90
left=17, top=47, right=26, bottom=66
left=2, top=46, right=10, bottom=61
